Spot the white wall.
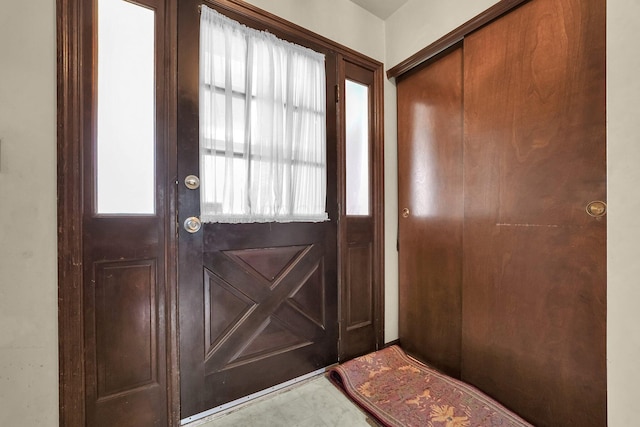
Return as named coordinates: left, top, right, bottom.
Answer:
left=385, top=0, right=500, bottom=68
left=607, top=1, right=640, bottom=425
left=386, top=0, right=640, bottom=425
left=245, top=0, right=384, bottom=62
left=0, top=1, right=58, bottom=426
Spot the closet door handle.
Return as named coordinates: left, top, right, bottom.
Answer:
left=401, top=208, right=410, bottom=218
left=586, top=201, right=606, bottom=218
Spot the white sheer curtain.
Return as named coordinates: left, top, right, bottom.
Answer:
left=199, top=6, right=328, bottom=223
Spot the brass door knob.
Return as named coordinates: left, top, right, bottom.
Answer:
left=401, top=208, right=410, bottom=218
left=586, top=201, right=607, bottom=218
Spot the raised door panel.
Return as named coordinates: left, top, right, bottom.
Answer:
left=202, top=244, right=326, bottom=375
left=462, top=0, right=606, bottom=425
left=179, top=222, right=338, bottom=418
left=341, top=236, right=375, bottom=356
left=397, top=46, right=463, bottom=377
left=85, top=256, right=167, bottom=427
left=346, top=243, right=373, bottom=328
left=94, top=260, right=158, bottom=398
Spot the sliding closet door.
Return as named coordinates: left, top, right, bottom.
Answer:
left=462, top=0, right=606, bottom=425
left=397, top=46, right=463, bottom=378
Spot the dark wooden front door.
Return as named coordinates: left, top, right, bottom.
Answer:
left=176, top=1, right=338, bottom=419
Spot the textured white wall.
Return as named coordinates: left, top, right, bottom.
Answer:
left=0, top=1, right=58, bottom=426
left=244, top=0, right=385, bottom=62
left=607, top=1, right=640, bottom=425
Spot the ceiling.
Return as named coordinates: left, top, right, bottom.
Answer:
left=349, top=0, right=409, bottom=19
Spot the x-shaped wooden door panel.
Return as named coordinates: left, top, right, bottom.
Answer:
left=202, top=243, right=326, bottom=375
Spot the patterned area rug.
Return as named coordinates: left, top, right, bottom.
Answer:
left=328, top=345, right=533, bottom=427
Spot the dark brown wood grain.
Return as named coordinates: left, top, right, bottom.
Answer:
left=461, top=0, right=606, bottom=425
left=386, top=0, right=531, bottom=79
left=341, top=218, right=376, bottom=358
left=176, top=3, right=385, bottom=416
left=163, top=1, right=180, bottom=424
left=397, top=45, right=464, bottom=378
left=57, top=0, right=85, bottom=424
left=80, top=0, right=170, bottom=424
left=395, top=0, right=606, bottom=424
left=58, top=0, right=178, bottom=424
left=339, top=59, right=385, bottom=360
left=177, top=0, right=341, bottom=416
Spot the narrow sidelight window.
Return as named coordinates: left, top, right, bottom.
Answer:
left=345, top=79, right=370, bottom=216
left=96, top=0, right=156, bottom=214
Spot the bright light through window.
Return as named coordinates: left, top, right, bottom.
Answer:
left=97, top=0, right=156, bottom=215
left=345, top=79, right=370, bottom=216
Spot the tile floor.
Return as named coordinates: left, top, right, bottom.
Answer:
left=185, top=375, right=376, bottom=427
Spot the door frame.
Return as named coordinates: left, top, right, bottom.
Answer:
left=337, top=56, right=386, bottom=360
left=57, top=0, right=383, bottom=425
left=56, top=0, right=180, bottom=424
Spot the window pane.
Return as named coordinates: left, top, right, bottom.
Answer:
left=199, top=6, right=328, bottom=223
left=97, top=0, right=155, bottom=214
left=345, top=80, right=370, bottom=216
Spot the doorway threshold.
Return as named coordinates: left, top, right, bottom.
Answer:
left=180, top=367, right=327, bottom=425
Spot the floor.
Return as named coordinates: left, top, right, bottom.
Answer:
left=186, top=375, right=376, bottom=427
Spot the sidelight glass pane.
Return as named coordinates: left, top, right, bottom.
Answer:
left=96, top=0, right=155, bottom=214
left=345, top=80, right=370, bottom=216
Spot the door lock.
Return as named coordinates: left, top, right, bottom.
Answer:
left=184, top=216, right=202, bottom=233
left=184, top=175, right=200, bottom=190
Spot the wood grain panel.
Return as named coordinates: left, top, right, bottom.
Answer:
left=57, top=0, right=174, bottom=424
left=338, top=58, right=384, bottom=361
left=339, top=216, right=378, bottom=359
left=462, top=0, right=606, bottom=425
left=397, top=46, right=463, bottom=378
left=463, top=223, right=605, bottom=426
left=88, top=256, right=167, bottom=427
left=288, top=259, right=326, bottom=327
left=94, top=260, right=158, bottom=399
left=197, top=241, right=331, bottom=405
left=204, top=269, right=255, bottom=358
left=346, top=244, right=373, bottom=328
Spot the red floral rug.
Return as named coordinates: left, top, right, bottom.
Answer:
left=328, top=345, right=533, bottom=427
